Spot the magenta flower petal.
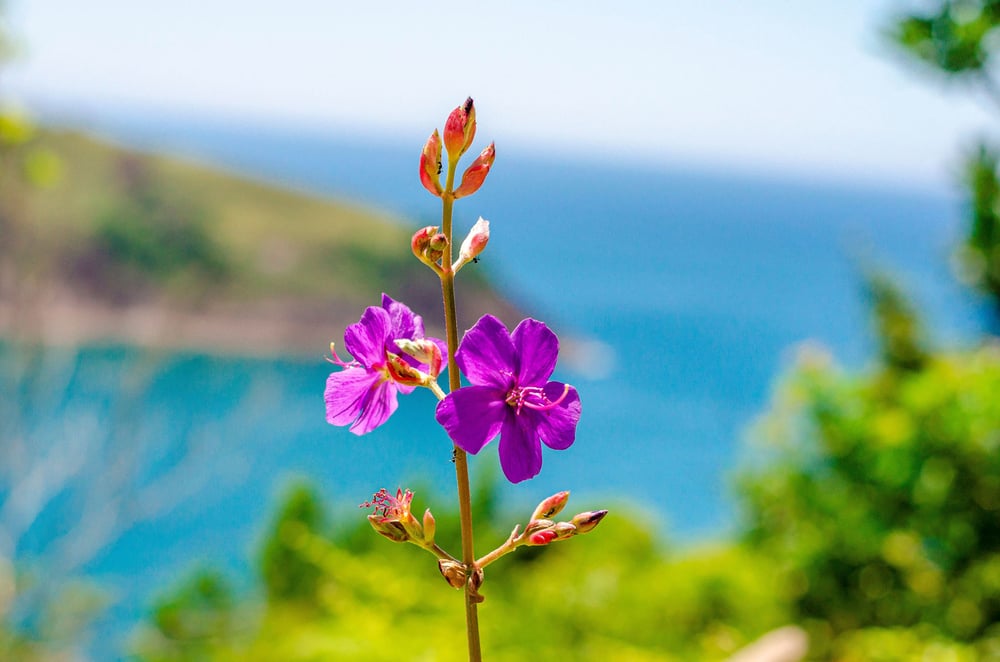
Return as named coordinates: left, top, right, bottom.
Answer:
left=530, top=382, right=581, bottom=450
left=325, top=367, right=381, bottom=426
left=435, top=385, right=507, bottom=454
left=455, top=315, right=516, bottom=389
left=498, top=415, right=543, bottom=483
left=437, top=314, right=582, bottom=483
left=344, top=307, right=392, bottom=367
left=326, top=295, right=442, bottom=436
left=511, top=318, right=559, bottom=385
left=350, top=379, right=399, bottom=435
left=382, top=293, right=425, bottom=344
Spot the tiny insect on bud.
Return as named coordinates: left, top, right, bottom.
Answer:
left=570, top=510, right=608, bottom=534
left=419, top=129, right=443, bottom=197
left=530, top=490, right=571, bottom=522
left=443, top=97, right=477, bottom=162
left=453, top=143, right=495, bottom=199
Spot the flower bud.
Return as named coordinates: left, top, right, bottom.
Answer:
left=528, top=529, right=558, bottom=546
left=411, top=225, right=438, bottom=263
left=423, top=508, right=436, bottom=544
left=453, top=218, right=490, bottom=272
left=386, top=352, right=429, bottom=386
left=395, top=338, right=444, bottom=378
left=551, top=521, right=577, bottom=541
left=419, top=130, right=443, bottom=197
left=438, top=559, right=467, bottom=589
left=444, top=97, right=477, bottom=162
left=429, top=233, right=448, bottom=251
left=453, top=143, right=495, bottom=199
left=530, top=490, right=570, bottom=522
left=524, top=518, right=555, bottom=535
left=570, top=510, right=608, bottom=534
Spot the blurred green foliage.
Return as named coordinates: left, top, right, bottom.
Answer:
left=739, top=277, right=1000, bottom=660
left=889, top=0, right=1000, bottom=317
left=132, top=482, right=792, bottom=662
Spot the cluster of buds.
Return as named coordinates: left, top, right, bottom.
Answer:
left=474, top=491, right=609, bottom=572
left=419, top=97, right=495, bottom=200
left=412, top=217, right=490, bottom=274
left=362, top=488, right=437, bottom=548
left=521, top=491, right=608, bottom=547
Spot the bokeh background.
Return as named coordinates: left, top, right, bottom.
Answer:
left=2, top=1, right=999, bottom=660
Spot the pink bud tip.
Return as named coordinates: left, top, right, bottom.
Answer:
left=444, top=97, right=477, bottom=161
left=453, top=142, right=495, bottom=199
left=528, top=529, right=558, bottom=546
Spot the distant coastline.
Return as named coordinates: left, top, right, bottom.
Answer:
left=0, top=129, right=522, bottom=357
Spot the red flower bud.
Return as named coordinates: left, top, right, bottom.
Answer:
left=419, top=130, right=443, bottom=197
left=443, top=97, right=477, bottom=162
left=528, top=529, right=558, bottom=546
left=453, top=142, right=495, bottom=199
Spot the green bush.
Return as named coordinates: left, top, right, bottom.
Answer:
left=739, top=340, right=1000, bottom=651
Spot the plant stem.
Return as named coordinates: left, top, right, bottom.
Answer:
left=440, top=160, right=483, bottom=662
left=476, top=527, right=522, bottom=568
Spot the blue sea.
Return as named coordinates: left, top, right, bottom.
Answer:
left=5, top=112, right=989, bottom=656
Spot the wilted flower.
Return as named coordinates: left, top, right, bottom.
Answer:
left=435, top=315, right=581, bottom=482
left=362, top=488, right=422, bottom=543
left=326, top=295, right=444, bottom=434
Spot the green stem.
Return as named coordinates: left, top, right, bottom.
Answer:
left=440, top=158, right=483, bottom=662
left=475, top=527, right=523, bottom=569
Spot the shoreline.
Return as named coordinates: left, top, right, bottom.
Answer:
left=0, top=286, right=526, bottom=360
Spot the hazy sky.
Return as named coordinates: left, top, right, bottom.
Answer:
left=4, top=1, right=997, bottom=189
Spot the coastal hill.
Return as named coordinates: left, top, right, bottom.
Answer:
left=0, top=129, right=518, bottom=356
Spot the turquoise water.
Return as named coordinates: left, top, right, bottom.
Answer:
left=9, top=114, right=991, bottom=655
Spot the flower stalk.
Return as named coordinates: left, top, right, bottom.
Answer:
left=325, top=98, right=607, bottom=662
left=438, top=119, right=485, bottom=658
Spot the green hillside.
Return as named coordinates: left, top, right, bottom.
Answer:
left=0, top=129, right=515, bottom=354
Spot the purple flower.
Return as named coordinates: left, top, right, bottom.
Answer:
left=326, top=295, right=442, bottom=435
left=435, top=315, right=581, bottom=483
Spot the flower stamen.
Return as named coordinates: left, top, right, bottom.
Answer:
left=505, top=383, right=572, bottom=414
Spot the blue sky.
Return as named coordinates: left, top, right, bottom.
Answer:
left=4, top=1, right=996, bottom=189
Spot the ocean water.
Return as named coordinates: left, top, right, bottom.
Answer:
left=7, top=113, right=990, bottom=656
